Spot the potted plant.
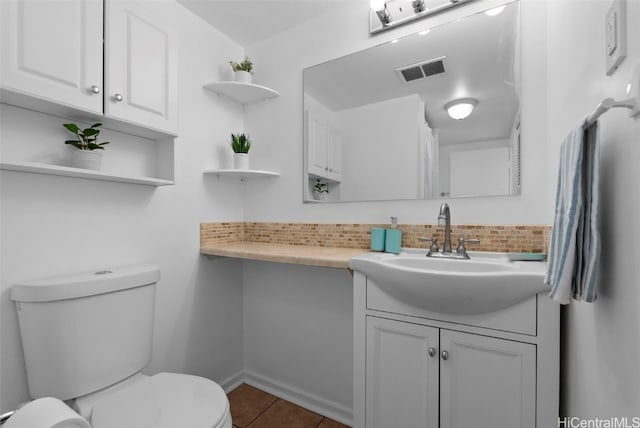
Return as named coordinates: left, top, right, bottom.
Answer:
left=229, top=56, right=253, bottom=83
left=230, top=132, right=251, bottom=170
left=63, top=122, right=110, bottom=170
left=313, top=179, right=329, bottom=201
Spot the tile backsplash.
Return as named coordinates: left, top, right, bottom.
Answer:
left=201, top=222, right=551, bottom=253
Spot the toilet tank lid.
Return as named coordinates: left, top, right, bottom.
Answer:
left=11, top=265, right=160, bottom=302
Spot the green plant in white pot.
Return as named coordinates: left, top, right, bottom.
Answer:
left=229, top=56, right=253, bottom=83
left=63, top=122, right=110, bottom=170
left=230, top=133, right=251, bottom=170
left=313, top=179, right=329, bottom=201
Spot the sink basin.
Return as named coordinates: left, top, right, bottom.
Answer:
left=348, top=250, right=549, bottom=315
left=385, top=257, right=519, bottom=273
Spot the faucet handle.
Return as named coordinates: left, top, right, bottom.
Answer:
left=456, top=236, right=480, bottom=254
left=419, top=236, right=439, bottom=254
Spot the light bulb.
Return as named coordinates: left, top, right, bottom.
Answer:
left=370, top=0, right=386, bottom=12
left=485, top=5, right=505, bottom=16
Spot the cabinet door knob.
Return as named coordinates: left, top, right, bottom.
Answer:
left=441, top=350, right=449, bottom=360
left=114, top=93, right=123, bottom=102
left=90, top=85, right=101, bottom=94
left=428, top=347, right=437, bottom=357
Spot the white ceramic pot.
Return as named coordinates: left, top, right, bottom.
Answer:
left=233, top=153, right=249, bottom=170
left=233, top=70, right=252, bottom=84
left=72, top=150, right=103, bottom=170
left=313, top=190, right=328, bottom=201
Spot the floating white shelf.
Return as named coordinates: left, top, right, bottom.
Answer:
left=202, top=81, right=280, bottom=106
left=203, top=169, right=280, bottom=182
left=1, top=161, right=174, bottom=186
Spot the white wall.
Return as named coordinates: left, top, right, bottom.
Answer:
left=242, top=261, right=354, bottom=423
left=337, top=94, right=423, bottom=201
left=0, top=1, right=246, bottom=412
left=438, top=137, right=511, bottom=196
left=546, top=0, right=640, bottom=418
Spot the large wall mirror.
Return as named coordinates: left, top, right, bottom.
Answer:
left=303, top=1, right=521, bottom=203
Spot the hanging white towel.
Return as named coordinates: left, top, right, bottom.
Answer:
left=545, top=122, right=600, bottom=304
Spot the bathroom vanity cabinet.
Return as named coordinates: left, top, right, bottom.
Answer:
left=353, top=272, right=559, bottom=428
left=0, top=0, right=178, bottom=185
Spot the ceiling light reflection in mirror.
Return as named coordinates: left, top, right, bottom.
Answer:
left=303, top=1, right=521, bottom=203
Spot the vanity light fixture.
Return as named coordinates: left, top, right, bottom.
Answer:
left=370, top=0, right=474, bottom=34
left=445, top=98, right=477, bottom=120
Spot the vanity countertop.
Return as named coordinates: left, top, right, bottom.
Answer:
left=200, top=242, right=367, bottom=269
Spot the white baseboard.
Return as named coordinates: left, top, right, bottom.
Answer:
left=242, top=370, right=353, bottom=426
left=218, top=370, right=245, bottom=393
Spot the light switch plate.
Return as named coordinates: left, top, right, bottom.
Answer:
left=606, top=0, right=626, bottom=75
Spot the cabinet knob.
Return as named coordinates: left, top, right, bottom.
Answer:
left=441, top=350, right=449, bottom=360
left=428, top=347, right=437, bottom=357
left=114, top=93, right=123, bottom=102
left=90, top=85, right=101, bottom=94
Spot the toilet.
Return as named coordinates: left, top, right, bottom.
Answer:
left=11, top=265, right=232, bottom=428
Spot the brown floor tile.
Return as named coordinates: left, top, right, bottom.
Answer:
left=228, top=384, right=278, bottom=427
left=247, top=399, right=323, bottom=428
left=318, top=418, right=351, bottom=428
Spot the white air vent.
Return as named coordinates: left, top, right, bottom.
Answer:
left=396, top=56, right=446, bottom=83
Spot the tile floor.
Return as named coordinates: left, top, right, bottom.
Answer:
left=228, top=384, right=350, bottom=428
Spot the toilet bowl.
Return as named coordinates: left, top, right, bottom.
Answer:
left=11, top=265, right=232, bottom=428
left=76, top=373, right=232, bottom=428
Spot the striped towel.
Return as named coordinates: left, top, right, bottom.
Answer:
left=545, top=122, right=600, bottom=304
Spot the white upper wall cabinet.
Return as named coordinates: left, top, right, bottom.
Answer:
left=0, top=0, right=178, bottom=185
left=305, top=109, right=342, bottom=183
left=105, top=1, right=178, bottom=135
left=0, top=0, right=178, bottom=137
left=0, top=0, right=103, bottom=114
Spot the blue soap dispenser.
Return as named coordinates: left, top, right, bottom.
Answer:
left=385, top=216, right=402, bottom=254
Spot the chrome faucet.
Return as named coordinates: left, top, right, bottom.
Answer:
left=420, top=202, right=480, bottom=259
left=437, top=202, right=452, bottom=253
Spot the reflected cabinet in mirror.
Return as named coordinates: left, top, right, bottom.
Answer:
left=303, top=1, right=521, bottom=203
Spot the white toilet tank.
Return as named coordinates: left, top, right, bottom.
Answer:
left=11, top=265, right=160, bottom=400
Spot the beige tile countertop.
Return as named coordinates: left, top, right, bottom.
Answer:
left=200, top=242, right=367, bottom=269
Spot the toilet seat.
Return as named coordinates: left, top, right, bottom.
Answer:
left=88, top=373, right=231, bottom=428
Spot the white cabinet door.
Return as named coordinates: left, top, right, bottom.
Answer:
left=0, top=0, right=103, bottom=113
left=366, top=316, right=439, bottom=428
left=327, top=126, right=342, bottom=182
left=305, top=109, right=343, bottom=183
left=306, top=109, right=329, bottom=178
left=105, top=1, right=178, bottom=134
left=440, top=330, right=536, bottom=428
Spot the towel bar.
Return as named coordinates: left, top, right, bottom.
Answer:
left=584, top=62, right=640, bottom=126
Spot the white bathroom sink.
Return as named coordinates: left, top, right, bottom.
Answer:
left=348, top=249, right=549, bottom=315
